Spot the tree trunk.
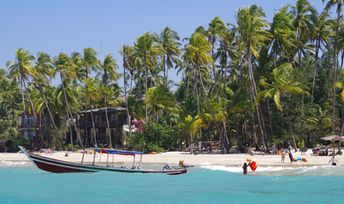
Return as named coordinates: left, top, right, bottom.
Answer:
left=286, top=109, right=297, bottom=152
left=247, top=49, right=268, bottom=151
left=144, top=54, right=148, bottom=123
left=105, top=108, right=112, bottom=148
left=311, top=36, right=321, bottom=101
left=198, top=62, right=230, bottom=153
left=60, top=73, right=83, bottom=147
left=123, top=61, right=130, bottom=125
left=20, top=75, right=26, bottom=112
left=332, top=9, right=341, bottom=134
left=90, top=107, right=97, bottom=147
left=41, top=88, right=58, bottom=149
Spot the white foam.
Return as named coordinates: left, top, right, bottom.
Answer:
left=0, top=160, right=29, bottom=167
left=201, top=164, right=344, bottom=176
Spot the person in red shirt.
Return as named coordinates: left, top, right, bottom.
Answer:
left=246, top=158, right=257, bottom=172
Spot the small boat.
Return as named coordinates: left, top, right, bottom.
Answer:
left=18, top=146, right=187, bottom=175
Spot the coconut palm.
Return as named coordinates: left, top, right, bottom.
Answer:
left=207, top=16, right=227, bottom=98
left=7, top=49, right=36, bottom=113
left=258, top=63, right=309, bottom=150
left=32, top=52, right=59, bottom=148
left=54, top=53, right=83, bottom=147
left=323, top=0, right=343, bottom=133
left=97, top=54, right=119, bottom=148
left=154, top=27, right=181, bottom=85
left=145, top=85, right=178, bottom=122
left=183, top=32, right=213, bottom=114
left=310, top=11, right=333, bottom=100
left=236, top=5, right=271, bottom=150
left=120, top=45, right=134, bottom=122
left=134, top=32, right=159, bottom=122
left=80, top=78, right=101, bottom=146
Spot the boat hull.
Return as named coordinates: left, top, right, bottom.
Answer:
left=19, top=146, right=187, bottom=175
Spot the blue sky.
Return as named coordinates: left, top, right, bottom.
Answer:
left=0, top=0, right=325, bottom=84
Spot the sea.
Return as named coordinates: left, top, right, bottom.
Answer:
left=0, top=161, right=343, bottom=204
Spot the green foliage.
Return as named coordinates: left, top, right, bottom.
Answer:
left=2, top=0, right=344, bottom=151
left=126, top=122, right=181, bottom=153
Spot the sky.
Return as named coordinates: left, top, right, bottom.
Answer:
left=0, top=0, right=326, bottom=86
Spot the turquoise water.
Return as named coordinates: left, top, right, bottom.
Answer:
left=0, top=165, right=343, bottom=204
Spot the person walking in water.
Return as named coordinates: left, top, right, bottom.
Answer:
left=242, top=163, right=248, bottom=175
left=246, top=158, right=257, bottom=173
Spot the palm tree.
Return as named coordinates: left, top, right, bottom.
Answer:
left=183, top=32, right=213, bottom=115
left=258, top=63, right=309, bottom=150
left=145, top=85, right=178, bottom=121
left=134, top=32, right=159, bottom=122
left=73, top=48, right=100, bottom=79
left=54, top=53, right=84, bottom=147
left=310, top=11, right=333, bottom=100
left=81, top=78, right=101, bottom=147
left=32, top=52, right=59, bottom=148
left=7, top=49, right=36, bottom=113
left=98, top=54, right=119, bottom=148
left=270, top=6, right=296, bottom=63
left=120, top=45, right=134, bottom=123
left=323, top=0, right=343, bottom=133
left=236, top=5, right=271, bottom=150
left=292, top=0, right=317, bottom=60
left=207, top=17, right=227, bottom=98
left=154, top=27, right=181, bottom=85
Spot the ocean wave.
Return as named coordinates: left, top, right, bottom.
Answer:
left=201, top=165, right=344, bottom=176
left=0, top=161, right=30, bottom=167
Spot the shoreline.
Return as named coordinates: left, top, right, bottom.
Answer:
left=0, top=151, right=341, bottom=167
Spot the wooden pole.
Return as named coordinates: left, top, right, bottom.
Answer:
left=132, top=155, right=136, bottom=168
left=139, top=154, right=143, bottom=168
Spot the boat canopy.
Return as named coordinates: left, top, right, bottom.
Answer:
left=96, top=148, right=143, bottom=156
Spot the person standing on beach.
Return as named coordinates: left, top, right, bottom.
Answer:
left=288, top=151, right=294, bottom=163
left=281, top=150, right=286, bottom=163
left=272, top=143, right=277, bottom=154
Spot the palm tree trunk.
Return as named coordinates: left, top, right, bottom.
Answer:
left=311, top=36, right=321, bottom=101
left=90, top=107, right=97, bottom=147
left=60, top=73, right=83, bottom=147
left=247, top=49, right=268, bottom=151
left=20, top=75, right=26, bottom=112
left=198, top=62, right=230, bottom=153
left=123, top=63, right=130, bottom=125
left=332, top=8, right=341, bottom=134
left=144, top=55, right=148, bottom=123
left=104, top=108, right=112, bottom=148
left=41, top=88, right=58, bottom=148
left=286, top=107, right=297, bottom=152
left=163, top=55, right=167, bottom=85
left=211, top=42, right=219, bottom=101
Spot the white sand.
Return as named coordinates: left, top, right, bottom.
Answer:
left=0, top=151, right=342, bottom=167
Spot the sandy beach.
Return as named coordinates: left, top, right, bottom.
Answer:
left=0, top=150, right=342, bottom=167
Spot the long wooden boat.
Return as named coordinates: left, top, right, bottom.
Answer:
left=18, top=146, right=187, bottom=175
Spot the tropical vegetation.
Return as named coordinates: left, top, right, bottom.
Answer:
left=1, top=0, right=344, bottom=152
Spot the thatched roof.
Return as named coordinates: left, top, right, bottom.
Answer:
left=321, top=135, right=344, bottom=142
